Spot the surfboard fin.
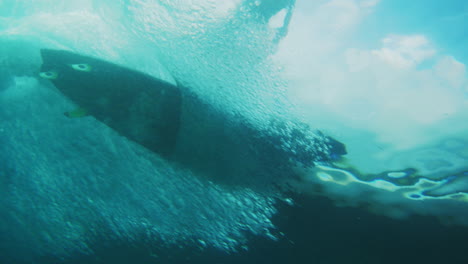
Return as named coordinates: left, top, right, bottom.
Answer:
left=70, top=63, right=92, bottom=72
left=39, top=71, right=58, bottom=80
left=64, top=107, right=89, bottom=118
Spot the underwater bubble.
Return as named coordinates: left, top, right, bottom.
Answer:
left=387, top=171, right=408, bottom=178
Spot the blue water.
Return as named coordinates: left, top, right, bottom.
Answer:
left=1, top=1, right=467, bottom=263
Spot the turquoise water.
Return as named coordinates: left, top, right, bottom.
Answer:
left=1, top=0, right=467, bottom=263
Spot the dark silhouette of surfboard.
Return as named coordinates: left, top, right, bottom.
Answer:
left=40, top=49, right=181, bottom=157
left=39, top=49, right=346, bottom=188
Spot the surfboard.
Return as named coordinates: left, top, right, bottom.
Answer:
left=40, top=49, right=182, bottom=157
